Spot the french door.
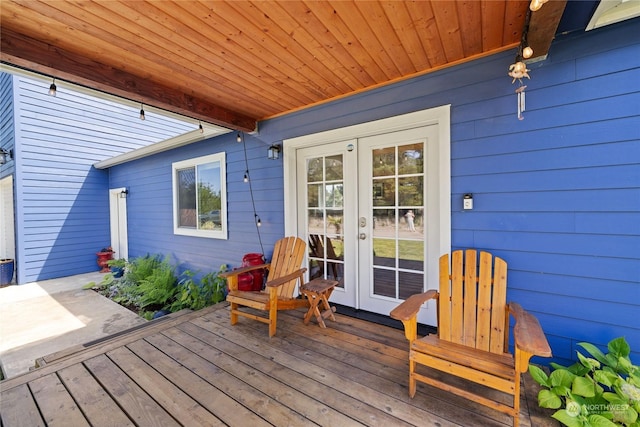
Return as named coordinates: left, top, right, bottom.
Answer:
left=287, top=107, right=450, bottom=326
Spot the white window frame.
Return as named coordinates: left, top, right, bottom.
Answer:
left=172, top=152, right=228, bottom=239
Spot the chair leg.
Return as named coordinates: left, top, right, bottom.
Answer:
left=269, top=300, right=278, bottom=337
left=409, top=359, right=417, bottom=398
left=230, top=302, right=238, bottom=325
left=513, top=374, right=521, bottom=427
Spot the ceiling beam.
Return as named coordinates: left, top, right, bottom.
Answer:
left=0, top=28, right=256, bottom=132
left=527, top=0, right=568, bottom=60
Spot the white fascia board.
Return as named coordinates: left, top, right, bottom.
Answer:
left=94, top=126, right=230, bottom=169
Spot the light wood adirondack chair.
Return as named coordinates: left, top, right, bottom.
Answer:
left=390, top=249, right=551, bottom=427
left=221, top=236, right=310, bottom=337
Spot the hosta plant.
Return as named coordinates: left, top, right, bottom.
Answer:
left=529, top=337, right=640, bottom=427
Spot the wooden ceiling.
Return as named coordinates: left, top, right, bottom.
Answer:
left=0, top=1, right=567, bottom=132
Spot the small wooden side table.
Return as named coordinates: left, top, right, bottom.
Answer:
left=300, top=278, right=338, bottom=328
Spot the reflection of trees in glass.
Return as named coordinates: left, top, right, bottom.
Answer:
left=325, top=155, right=343, bottom=180
left=177, top=162, right=221, bottom=230
left=307, top=184, right=322, bottom=208
left=399, top=177, right=423, bottom=206
left=307, top=158, right=323, bottom=182
left=399, top=143, right=424, bottom=175
left=325, top=183, right=343, bottom=207
left=372, top=147, right=396, bottom=177
left=178, top=168, right=196, bottom=209
left=198, top=183, right=221, bottom=212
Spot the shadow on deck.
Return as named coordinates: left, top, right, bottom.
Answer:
left=0, top=303, right=556, bottom=426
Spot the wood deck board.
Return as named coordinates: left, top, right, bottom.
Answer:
left=57, top=363, right=135, bottom=427
left=0, top=302, right=552, bottom=426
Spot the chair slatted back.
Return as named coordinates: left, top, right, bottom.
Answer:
left=267, top=236, right=306, bottom=299
left=438, top=249, right=508, bottom=354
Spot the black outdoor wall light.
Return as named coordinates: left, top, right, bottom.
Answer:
left=267, top=144, right=281, bottom=160
left=0, top=148, right=14, bottom=165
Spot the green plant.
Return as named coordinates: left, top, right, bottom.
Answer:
left=171, top=264, right=227, bottom=311
left=124, top=254, right=162, bottom=285
left=529, top=337, right=640, bottom=427
left=107, top=258, right=127, bottom=268
left=134, top=257, right=178, bottom=310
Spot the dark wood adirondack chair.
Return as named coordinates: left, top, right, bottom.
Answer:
left=308, top=234, right=340, bottom=280
left=390, top=249, right=551, bottom=426
left=221, top=236, right=309, bottom=337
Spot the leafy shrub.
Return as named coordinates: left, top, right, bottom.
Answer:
left=86, top=254, right=228, bottom=317
left=171, top=265, right=227, bottom=311
left=529, top=337, right=640, bottom=427
left=124, top=254, right=162, bottom=285
left=135, top=258, right=178, bottom=309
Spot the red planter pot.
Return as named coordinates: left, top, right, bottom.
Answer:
left=96, top=251, right=114, bottom=273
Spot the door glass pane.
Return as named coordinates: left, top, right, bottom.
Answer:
left=399, top=143, right=424, bottom=174
left=398, top=176, right=423, bottom=206
left=399, top=271, right=424, bottom=300
left=372, top=208, right=395, bottom=238
left=370, top=140, right=425, bottom=300
left=399, top=240, right=424, bottom=271
left=307, top=184, right=322, bottom=207
left=372, top=178, right=395, bottom=206
left=372, top=147, right=395, bottom=176
left=325, top=155, right=343, bottom=180
left=373, top=267, right=395, bottom=298
left=306, top=155, right=345, bottom=287
left=307, top=158, right=323, bottom=182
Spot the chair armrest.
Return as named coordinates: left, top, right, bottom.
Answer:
left=219, top=263, right=271, bottom=278
left=509, top=302, right=552, bottom=358
left=390, top=290, right=438, bottom=343
left=220, top=263, right=271, bottom=292
left=390, top=290, right=438, bottom=322
left=266, top=268, right=308, bottom=288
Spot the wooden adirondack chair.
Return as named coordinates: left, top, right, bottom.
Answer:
left=390, top=249, right=551, bottom=427
left=221, top=236, right=310, bottom=337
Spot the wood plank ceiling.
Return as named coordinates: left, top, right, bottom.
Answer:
left=0, top=1, right=566, bottom=132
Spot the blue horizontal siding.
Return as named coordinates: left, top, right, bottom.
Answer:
left=0, top=73, right=15, bottom=180
left=111, top=19, right=639, bottom=366
left=9, top=74, right=194, bottom=283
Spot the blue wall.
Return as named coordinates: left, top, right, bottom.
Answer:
left=0, top=73, right=15, bottom=179
left=111, top=19, right=639, bottom=366
left=5, top=74, right=195, bottom=283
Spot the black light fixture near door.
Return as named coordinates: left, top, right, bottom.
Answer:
left=120, top=189, right=129, bottom=198
left=0, top=148, right=13, bottom=165
left=267, top=144, right=281, bottom=160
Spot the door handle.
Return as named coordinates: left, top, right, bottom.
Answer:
left=359, top=233, right=366, bottom=240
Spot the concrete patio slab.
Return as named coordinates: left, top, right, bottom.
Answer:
left=0, top=272, right=147, bottom=378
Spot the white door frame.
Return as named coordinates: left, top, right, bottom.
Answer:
left=0, top=176, right=16, bottom=262
left=109, top=187, right=129, bottom=261
left=283, top=106, right=451, bottom=324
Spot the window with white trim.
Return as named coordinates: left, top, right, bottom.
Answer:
left=172, top=153, right=227, bottom=239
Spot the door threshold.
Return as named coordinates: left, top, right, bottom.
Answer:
left=334, top=304, right=436, bottom=336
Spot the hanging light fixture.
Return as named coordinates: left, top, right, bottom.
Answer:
left=139, top=104, right=146, bottom=120
left=243, top=170, right=249, bottom=183
left=255, top=214, right=262, bottom=227
left=48, top=78, right=57, bottom=97
left=237, top=132, right=242, bottom=143
left=199, top=121, right=204, bottom=134
left=267, top=144, right=281, bottom=160
left=529, top=0, right=548, bottom=12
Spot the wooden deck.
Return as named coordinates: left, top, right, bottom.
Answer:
left=0, top=303, right=554, bottom=426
